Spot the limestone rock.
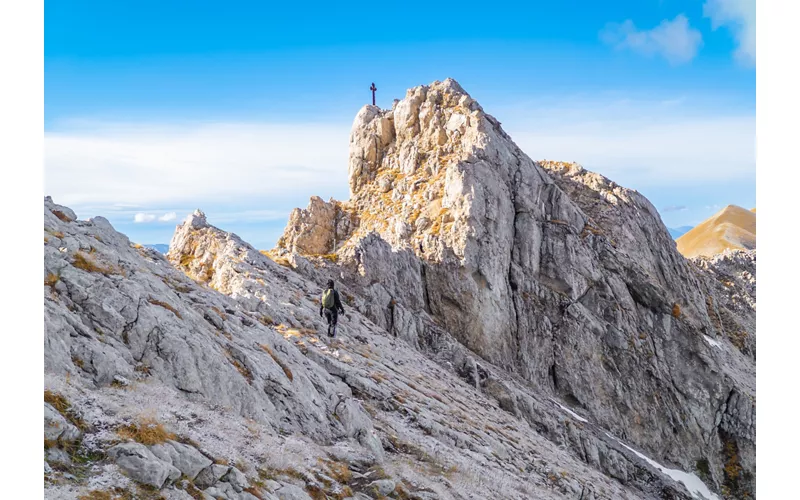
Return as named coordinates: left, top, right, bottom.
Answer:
left=274, top=484, right=313, bottom=500
left=44, top=402, right=82, bottom=443
left=275, top=80, right=756, bottom=497
left=221, top=466, right=248, bottom=492
left=693, top=249, right=756, bottom=357
left=195, top=464, right=231, bottom=489
left=45, top=192, right=698, bottom=499
left=367, top=479, right=395, bottom=496
left=150, top=440, right=213, bottom=480
left=275, top=196, right=357, bottom=256
left=45, top=447, right=72, bottom=466
left=108, top=442, right=181, bottom=488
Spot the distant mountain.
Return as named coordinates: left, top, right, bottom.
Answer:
left=144, top=244, right=169, bottom=253
left=677, top=205, right=756, bottom=258
left=667, top=226, right=694, bottom=239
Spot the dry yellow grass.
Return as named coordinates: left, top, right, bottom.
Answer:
left=147, top=298, right=182, bottom=319
left=179, top=253, right=195, bottom=268
left=257, top=314, right=275, bottom=326
left=45, top=273, right=60, bottom=289
left=77, top=491, right=114, bottom=500
left=323, top=460, right=352, bottom=484
left=45, top=390, right=86, bottom=430
left=318, top=253, right=339, bottom=263
left=259, top=344, right=294, bottom=381
left=45, top=390, right=71, bottom=414
left=117, top=417, right=175, bottom=445
left=72, top=251, right=123, bottom=276
left=225, top=348, right=254, bottom=383
left=52, top=210, right=72, bottom=223
left=676, top=205, right=755, bottom=258
left=210, top=306, right=228, bottom=319
left=261, top=250, right=293, bottom=268
left=79, top=486, right=163, bottom=500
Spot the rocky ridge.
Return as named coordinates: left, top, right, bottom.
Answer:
left=43, top=79, right=755, bottom=500
left=44, top=197, right=699, bottom=500
left=274, top=80, right=756, bottom=498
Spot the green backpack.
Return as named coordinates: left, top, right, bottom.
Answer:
left=322, top=289, right=335, bottom=310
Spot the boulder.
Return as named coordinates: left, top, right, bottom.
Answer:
left=368, top=479, right=395, bottom=496
left=108, top=442, right=181, bottom=488
left=194, top=464, right=231, bottom=489
left=44, top=402, right=82, bottom=443
left=150, top=440, right=213, bottom=480
left=274, top=484, right=313, bottom=500
left=220, top=466, right=248, bottom=492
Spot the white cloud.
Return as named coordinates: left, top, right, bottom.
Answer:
left=704, top=0, right=756, bottom=65
left=133, top=211, right=178, bottom=223
left=497, top=96, right=754, bottom=186
left=46, top=98, right=753, bottom=225
left=45, top=121, right=350, bottom=209
left=133, top=213, right=156, bottom=223
left=601, top=15, right=703, bottom=65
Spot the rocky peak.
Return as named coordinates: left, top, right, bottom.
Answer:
left=341, top=78, right=552, bottom=264
left=187, top=209, right=209, bottom=229
left=275, top=79, right=756, bottom=498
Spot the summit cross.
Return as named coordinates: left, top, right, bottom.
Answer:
left=370, top=82, right=377, bottom=106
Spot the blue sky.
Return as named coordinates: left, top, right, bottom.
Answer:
left=45, top=0, right=755, bottom=248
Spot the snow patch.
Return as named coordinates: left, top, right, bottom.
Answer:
left=703, top=335, right=722, bottom=349
left=607, top=433, right=720, bottom=500
left=552, top=399, right=588, bottom=423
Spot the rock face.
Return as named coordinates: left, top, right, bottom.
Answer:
left=276, top=196, right=358, bottom=256
left=275, top=80, right=756, bottom=498
left=692, top=249, right=756, bottom=358
left=45, top=195, right=707, bottom=500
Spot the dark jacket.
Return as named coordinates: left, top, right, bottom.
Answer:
left=320, top=288, right=345, bottom=316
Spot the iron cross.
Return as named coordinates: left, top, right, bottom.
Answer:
left=370, top=82, right=377, bottom=106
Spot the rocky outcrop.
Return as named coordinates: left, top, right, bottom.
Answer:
left=274, top=79, right=756, bottom=498
left=277, top=196, right=358, bottom=256
left=150, top=440, right=213, bottom=481
left=45, top=196, right=707, bottom=500
left=107, top=442, right=182, bottom=488
left=692, top=249, right=756, bottom=358
left=44, top=402, right=82, bottom=443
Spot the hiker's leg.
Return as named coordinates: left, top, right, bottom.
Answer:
left=330, top=311, right=338, bottom=337
left=324, top=309, right=332, bottom=335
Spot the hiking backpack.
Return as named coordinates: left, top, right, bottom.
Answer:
left=322, top=288, right=335, bottom=309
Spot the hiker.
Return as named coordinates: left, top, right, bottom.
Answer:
left=320, top=279, right=345, bottom=337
